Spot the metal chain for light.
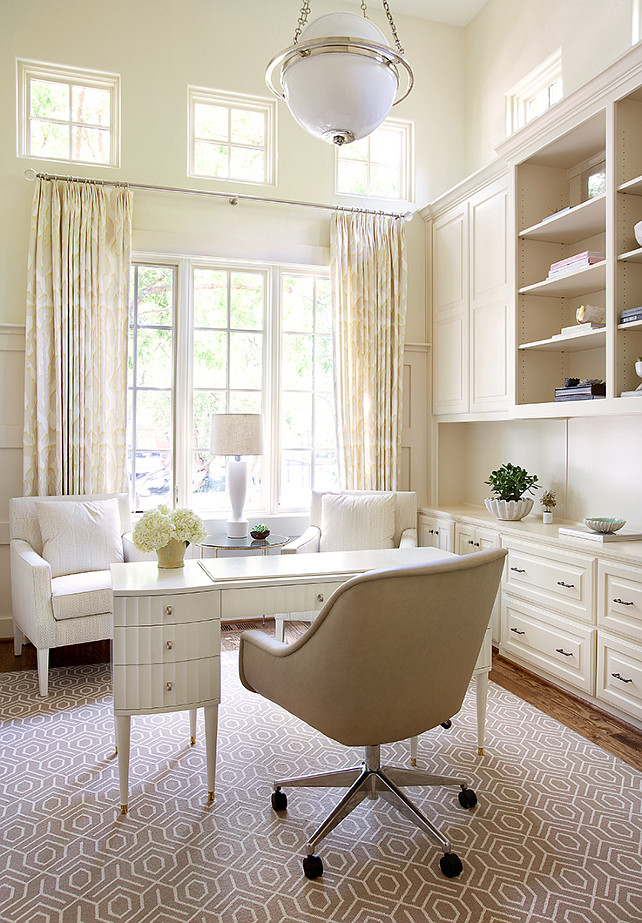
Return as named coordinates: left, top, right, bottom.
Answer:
left=382, top=0, right=405, bottom=55
left=293, top=0, right=311, bottom=44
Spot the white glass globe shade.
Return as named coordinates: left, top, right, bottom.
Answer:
left=282, top=12, right=399, bottom=145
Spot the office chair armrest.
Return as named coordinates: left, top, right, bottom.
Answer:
left=282, top=526, right=320, bottom=554
left=239, top=628, right=293, bottom=692
left=399, top=528, right=417, bottom=548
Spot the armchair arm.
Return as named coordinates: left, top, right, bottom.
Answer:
left=9, top=539, right=56, bottom=649
left=282, top=526, right=320, bottom=554
left=122, top=531, right=156, bottom=562
left=239, top=629, right=292, bottom=692
left=399, top=528, right=417, bottom=549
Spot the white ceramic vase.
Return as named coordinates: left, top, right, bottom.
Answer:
left=484, top=497, right=534, bottom=521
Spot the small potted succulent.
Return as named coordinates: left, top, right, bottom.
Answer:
left=540, top=489, right=557, bottom=524
left=250, top=523, right=270, bottom=541
left=484, top=462, right=539, bottom=521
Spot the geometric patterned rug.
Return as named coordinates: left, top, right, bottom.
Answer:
left=1, top=652, right=641, bottom=923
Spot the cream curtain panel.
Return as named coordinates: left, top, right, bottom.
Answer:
left=330, top=211, right=407, bottom=490
left=24, top=178, right=133, bottom=496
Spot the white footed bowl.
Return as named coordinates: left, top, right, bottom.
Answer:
left=485, top=497, right=534, bottom=521
left=635, top=220, right=642, bottom=247
left=584, top=517, right=626, bottom=534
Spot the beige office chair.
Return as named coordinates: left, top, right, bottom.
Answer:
left=239, top=547, right=507, bottom=880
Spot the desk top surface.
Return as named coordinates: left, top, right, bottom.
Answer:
left=111, top=546, right=456, bottom=596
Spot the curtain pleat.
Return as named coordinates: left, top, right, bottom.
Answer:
left=330, top=212, right=407, bottom=491
left=23, top=178, right=133, bottom=496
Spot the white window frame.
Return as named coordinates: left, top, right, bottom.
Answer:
left=505, top=50, right=563, bottom=135
left=188, top=86, right=276, bottom=186
left=17, top=58, right=120, bottom=166
left=128, top=253, right=333, bottom=516
left=335, top=117, right=414, bottom=201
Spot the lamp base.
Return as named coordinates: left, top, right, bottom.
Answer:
left=226, top=518, right=249, bottom=539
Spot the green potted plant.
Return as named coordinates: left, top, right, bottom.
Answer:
left=250, top=523, right=270, bottom=540
left=484, top=462, right=539, bottom=521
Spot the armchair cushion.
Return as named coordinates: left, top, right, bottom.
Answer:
left=36, top=498, right=123, bottom=578
left=319, top=492, right=395, bottom=553
left=51, top=570, right=112, bottom=621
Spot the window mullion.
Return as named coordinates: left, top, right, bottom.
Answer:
left=265, top=268, right=281, bottom=514
left=174, top=260, right=192, bottom=507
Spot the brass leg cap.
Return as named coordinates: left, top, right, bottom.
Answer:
left=478, top=747, right=484, bottom=756
left=190, top=736, right=196, bottom=747
left=410, top=758, right=417, bottom=767
left=208, top=791, right=215, bottom=803
left=120, top=804, right=128, bottom=815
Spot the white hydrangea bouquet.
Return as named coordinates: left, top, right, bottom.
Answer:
left=133, top=505, right=206, bottom=552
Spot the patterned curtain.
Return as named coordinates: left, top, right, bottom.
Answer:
left=330, top=211, right=407, bottom=490
left=23, top=178, right=133, bottom=496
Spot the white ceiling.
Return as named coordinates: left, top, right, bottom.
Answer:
left=346, top=0, right=489, bottom=27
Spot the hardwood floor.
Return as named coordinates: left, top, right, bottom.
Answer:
left=2, top=623, right=641, bottom=771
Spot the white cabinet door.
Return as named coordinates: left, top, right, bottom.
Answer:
left=432, top=205, right=469, bottom=415
left=419, top=514, right=454, bottom=552
left=455, top=523, right=502, bottom=642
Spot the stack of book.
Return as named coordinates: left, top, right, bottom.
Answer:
left=619, top=305, right=642, bottom=325
left=547, top=251, right=605, bottom=279
left=554, top=381, right=606, bottom=401
left=552, top=322, right=605, bottom=338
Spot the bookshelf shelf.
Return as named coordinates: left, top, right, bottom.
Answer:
left=617, top=173, right=642, bottom=196
left=618, top=246, right=642, bottom=263
left=519, top=328, right=607, bottom=352
left=519, top=195, right=606, bottom=243
left=519, top=261, right=606, bottom=297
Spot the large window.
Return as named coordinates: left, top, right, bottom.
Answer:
left=17, top=59, right=119, bottom=166
left=128, top=259, right=337, bottom=515
left=188, top=87, right=276, bottom=185
left=336, top=118, right=413, bottom=200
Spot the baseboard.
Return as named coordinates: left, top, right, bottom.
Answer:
left=0, top=614, right=14, bottom=641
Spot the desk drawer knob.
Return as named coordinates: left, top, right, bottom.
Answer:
left=510, top=567, right=526, bottom=573
left=317, top=594, right=324, bottom=603
left=556, top=648, right=573, bottom=657
left=510, top=627, right=525, bottom=635
left=611, top=672, right=633, bottom=684
left=165, top=605, right=173, bottom=616
left=557, top=581, right=575, bottom=589
left=613, top=598, right=634, bottom=606
left=166, top=640, right=174, bottom=650
left=166, top=681, right=173, bottom=692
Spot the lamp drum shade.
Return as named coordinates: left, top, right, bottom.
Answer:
left=210, top=413, right=264, bottom=458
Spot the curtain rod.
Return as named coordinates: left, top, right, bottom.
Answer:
left=24, top=169, right=412, bottom=220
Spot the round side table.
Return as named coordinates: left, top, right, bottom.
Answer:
left=197, top=533, right=291, bottom=557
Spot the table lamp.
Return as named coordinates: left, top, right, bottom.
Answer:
left=210, top=413, right=264, bottom=538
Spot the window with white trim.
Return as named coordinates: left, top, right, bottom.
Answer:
left=505, top=50, right=563, bottom=135
left=128, top=259, right=337, bottom=515
left=188, top=87, right=276, bottom=185
left=17, top=59, right=119, bottom=166
left=336, top=118, right=413, bottom=200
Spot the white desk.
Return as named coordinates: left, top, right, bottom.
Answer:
left=111, top=547, right=491, bottom=811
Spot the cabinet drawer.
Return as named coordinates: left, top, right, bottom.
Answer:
left=112, top=619, right=220, bottom=666
left=501, top=597, right=595, bottom=693
left=113, top=655, right=220, bottom=714
left=502, top=539, right=595, bottom=623
left=597, top=631, right=642, bottom=722
left=221, top=580, right=347, bottom=620
left=597, top=561, right=642, bottom=643
left=113, top=590, right=219, bottom=628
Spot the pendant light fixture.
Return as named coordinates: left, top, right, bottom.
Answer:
left=266, top=1, right=413, bottom=146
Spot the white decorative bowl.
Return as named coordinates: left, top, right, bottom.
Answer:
left=485, top=497, right=534, bottom=521
left=584, top=517, right=626, bottom=534
left=635, top=220, right=642, bottom=247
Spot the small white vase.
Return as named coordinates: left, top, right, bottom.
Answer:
left=542, top=510, right=553, bottom=524
left=484, top=497, right=534, bottom=521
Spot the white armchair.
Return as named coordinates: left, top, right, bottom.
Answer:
left=9, top=493, right=145, bottom=696
left=275, top=490, right=417, bottom=640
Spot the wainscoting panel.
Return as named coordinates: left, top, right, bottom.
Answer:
left=0, top=325, right=25, bottom=639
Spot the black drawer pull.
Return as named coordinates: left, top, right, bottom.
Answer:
left=613, top=598, right=634, bottom=606
left=510, top=627, right=525, bottom=635
left=611, top=672, right=633, bottom=684
left=468, top=539, right=474, bottom=545
left=557, top=581, right=575, bottom=589
left=510, top=567, right=526, bottom=573
left=556, top=648, right=573, bottom=657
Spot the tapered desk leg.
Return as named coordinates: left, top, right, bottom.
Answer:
left=476, top=670, right=488, bottom=755
left=189, top=708, right=197, bottom=746
left=204, top=704, right=218, bottom=803
left=115, top=715, right=131, bottom=814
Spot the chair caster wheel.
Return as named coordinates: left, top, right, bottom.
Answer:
left=441, top=719, right=452, bottom=729
left=303, top=854, right=323, bottom=880
left=458, top=787, right=477, bottom=809
left=440, top=852, right=463, bottom=878
left=271, top=789, right=287, bottom=811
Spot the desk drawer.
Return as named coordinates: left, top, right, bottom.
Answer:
left=501, top=597, right=595, bottom=693
left=503, top=539, right=595, bottom=623
left=598, top=561, right=642, bottom=644
left=113, top=590, right=219, bottom=628
left=597, top=631, right=642, bottom=722
left=113, top=619, right=220, bottom=666
left=113, top=655, right=220, bottom=713
left=221, top=579, right=348, bottom=620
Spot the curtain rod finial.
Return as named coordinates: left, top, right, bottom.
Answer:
left=24, top=168, right=37, bottom=181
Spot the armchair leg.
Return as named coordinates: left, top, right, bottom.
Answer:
left=13, top=624, right=23, bottom=657
left=36, top=649, right=49, bottom=697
